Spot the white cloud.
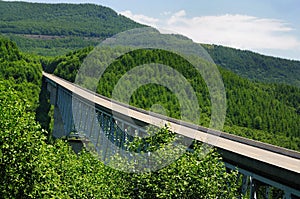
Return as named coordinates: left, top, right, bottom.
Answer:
left=173, top=10, right=186, bottom=18
left=119, top=10, right=300, bottom=54
left=164, top=13, right=300, bottom=51
left=162, top=11, right=172, bottom=16
left=120, top=10, right=159, bottom=28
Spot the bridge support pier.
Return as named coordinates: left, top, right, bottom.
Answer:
left=46, top=79, right=74, bottom=138
left=53, top=105, right=66, bottom=138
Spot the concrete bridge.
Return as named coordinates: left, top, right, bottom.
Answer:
left=44, top=72, right=300, bottom=199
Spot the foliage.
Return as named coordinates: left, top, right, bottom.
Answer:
left=96, top=49, right=211, bottom=125
left=221, top=67, right=300, bottom=149
left=0, top=83, right=45, bottom=198
left=4, top=33, right=101, bottom=56
left=0, top=34, right=53, bottom=131
left=52, top=46, right=93, bottom=81
left=224, top=125, right=300, bottom=151
left=203, top=44, right=300, bottom=88
left=0, top=1, right=143, bottom=37
left=0, top=36, right=42, bottom=110
left=112, top=126, right=240, bottom=198
left=119, top=145, right=240, bottom=199
left=0, top=1, right=145, bottom=56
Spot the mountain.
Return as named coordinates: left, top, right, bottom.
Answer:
left=203, top=44, right=300, bottom=88
left=0, top=1, right=145, bottom=55
left=0, top=1, right=143, bottom=37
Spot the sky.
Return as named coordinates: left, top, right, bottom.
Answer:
left=5, top=0, right=300, bottom=61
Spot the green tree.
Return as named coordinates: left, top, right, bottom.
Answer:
left=254, top=116, right=263, bottom=130
left=0, top=83, right=45, bottom=198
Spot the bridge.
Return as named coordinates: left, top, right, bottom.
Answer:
left=43, top=72, right=300, bottom=199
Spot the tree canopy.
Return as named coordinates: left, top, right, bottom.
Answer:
left=0, top=1, right=145, bottom=56
left=203, top=44, right=300, bottom=88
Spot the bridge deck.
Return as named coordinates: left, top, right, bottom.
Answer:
left=43, top=72, right=300, bottom=190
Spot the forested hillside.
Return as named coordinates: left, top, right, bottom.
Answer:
left=46, top=46, right=300, bottom=151
left=0, top=1, right=144, bottom=55
left=203, top=44, right=300, bottom=88
left=0, top=36, right=42, bottom=110
left=0, top=1, right=143, bottom=37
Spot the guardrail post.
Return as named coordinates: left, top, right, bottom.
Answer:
left=241, top=175, right=249, bottom=197
left=265, top=186, right=270, bottom=199
left=249, top=177, right=257, bottom=199
left=283, top=192, right=292, bottom=199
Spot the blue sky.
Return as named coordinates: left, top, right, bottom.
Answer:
left=5, top=0, right=300, bottom=60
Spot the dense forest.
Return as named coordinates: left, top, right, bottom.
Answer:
left=0, top=36, right=240, bottom=198
left=0, top=1, right=144, bottom=56
left=0, top=1, right=143, bottom=37
left=46, top=46, right=300, bottom=151
left=203, top=44, right=300, bottom=88
left=0, top=36, right=42, bottom=110
left=6, top=33, right=100, bottom=56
